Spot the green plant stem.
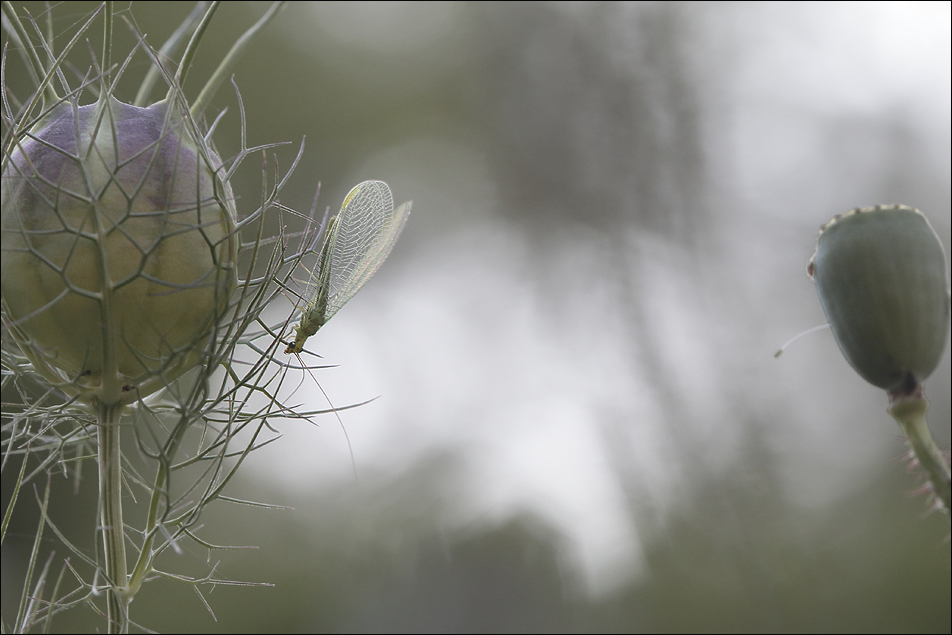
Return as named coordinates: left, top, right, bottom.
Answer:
left=190, top=0, right=288, bottom=116
left=102, top=1, right=113, bottom=87
left=889, top=394, right=951, bottom=514
left=13, top=474, right=50, bottom=633
left=171, top=1, right=221, bottom=95
left=133, top=1, right=210, bottom=107
left=97, top=400, right=130, bottom=634
left=0, top=0, right=53, bottom=102
left=127, top=419, right=190, bottom=598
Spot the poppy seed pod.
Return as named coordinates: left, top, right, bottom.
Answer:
left=807, top=205, right=950, bottom=395
left=1, top=95, right=238, bottom=404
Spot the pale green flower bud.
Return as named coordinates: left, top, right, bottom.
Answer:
left=808, top=205, right=950, bottom=396
left=2, top=95, right=238, bottom=404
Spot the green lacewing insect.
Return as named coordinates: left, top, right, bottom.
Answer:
left=286, top=180, right=412, bottom=354
left=808, top=205, right=950, bottom=395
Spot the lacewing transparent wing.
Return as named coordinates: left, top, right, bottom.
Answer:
left=286, top=180, right=411, bottom=354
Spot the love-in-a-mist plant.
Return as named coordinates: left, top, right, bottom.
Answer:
left=808, top=205, right=951, bottom=517
left=1, top=2, right=331, bottom=632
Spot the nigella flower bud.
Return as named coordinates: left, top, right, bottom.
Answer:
left=2, top=95, right=238, bottom=404
left=807, top=205, right=950, bottom=396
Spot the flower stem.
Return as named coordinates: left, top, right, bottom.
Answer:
left=171, top=1, right=221, bottom=95
left=133, top=1, right=210, bottom=107
left=888, top=393, right=951, bottom=514
left=191, top=1, right=289, bottom=116
left=97, top=400, right=130, bottom=634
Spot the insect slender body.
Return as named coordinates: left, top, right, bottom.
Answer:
left=288, top=216, right=337, bottom=352
left=286, top=180, right=411, bottom=354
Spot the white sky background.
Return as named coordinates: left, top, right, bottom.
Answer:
left=246, top=2, right=952, bottom=598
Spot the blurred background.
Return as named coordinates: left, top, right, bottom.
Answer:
left=2, top=1, right=950, bottom=632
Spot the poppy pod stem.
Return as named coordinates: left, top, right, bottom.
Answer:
left=888, top=392, right=951, bottom=515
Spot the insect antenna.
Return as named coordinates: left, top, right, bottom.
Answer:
left=774, top=324, right=831, bottom=358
